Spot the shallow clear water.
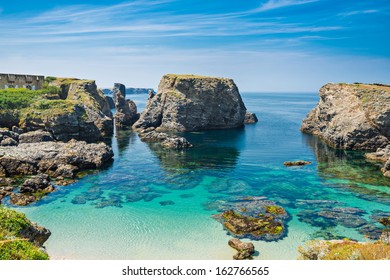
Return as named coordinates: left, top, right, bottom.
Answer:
left=11, top=93, right=390, bottom=260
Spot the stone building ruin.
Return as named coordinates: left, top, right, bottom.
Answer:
left=0, top=73, right=44, bottom=90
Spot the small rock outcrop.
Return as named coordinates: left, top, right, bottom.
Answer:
left=113, top=83, right=139, bottom=127
left=138, top=128, right=193, bottom=149
left=19, top=130, right=54, bottom=144
left=228, top=238, right=255, bottom=260
left=244, top=112, right=258, bottom=124
left=301, top=83, right=390, bottom=150
left=20, top=174, right=54, bottom=194
left=133, top=74, right=247, bottom=131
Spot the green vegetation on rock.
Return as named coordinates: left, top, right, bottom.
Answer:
left=264, top=205, right=287, bottom=216
left=0, top=207, right=49, bottom=260
left=298, top=239, right=390, bottom=260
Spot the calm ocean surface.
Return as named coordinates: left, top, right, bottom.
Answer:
left=13, top=92, right=390, bottom=259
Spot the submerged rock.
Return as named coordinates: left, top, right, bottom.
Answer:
left=219, top=210, right=285, bottom=241
left=228, top=238, right=255, bottom=260
left=301, top=83, right=390, bottom=150
left=284, top=160, right=312, bottom=166
left=365, top=145, right=390, bottom=178
left=159, top=200, right=175, bottom=206
left=133, top=74, right=247, bottom=131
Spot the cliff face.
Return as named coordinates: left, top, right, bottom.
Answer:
left=301, top=83, right=390, bottom=150
left=17, top=78, right=114, bottom=142
left=133, top=74, right=247, bottom=131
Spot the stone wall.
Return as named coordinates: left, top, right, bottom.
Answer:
left=0, top=73, right=44, bottom=90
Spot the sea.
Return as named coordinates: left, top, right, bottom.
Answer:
left=11, top=92, right=390, bottom=259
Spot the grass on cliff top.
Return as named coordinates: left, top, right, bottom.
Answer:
left=20, top=99, right=80, bottom=121
left=337, top=82, right=390, bottom=92
left=0, top=87, right=61, bottom=110
left=298, top=240, right=390, bottom=260
left=165, top=74, right=231, bottom=81
left=0, top=206, right=49, bottom=260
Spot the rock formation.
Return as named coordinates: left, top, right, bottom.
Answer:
left=105, top=95, right=115, bottom=109
left=138, top=127, right=192, bottom=149
left=228, top=238, right=255, bottom=260
left=301, top=83, right=390, bottom=150
left=0, top=207, right=51, bottom=259
left=0, top=139, right=113, bottom=178
left=244, top=112, right=258, bottom=124
left=15, top=78, right=114, bottom=142
left=113, top=83, right=139, bottom=127
left=133, top=74, right=248, bottom=131
left=284, top=160, right=312, bottom=166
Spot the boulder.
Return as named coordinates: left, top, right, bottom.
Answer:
left=301, top=83, right=390, bottom=150
left=133, top=74, right=247, bottom=131
left=19, top=130, right=54, bottom=144
left=244, top=111, right=258, bottom=124
left=113, top=83, right=139, bottom=127
left=1, top=136, right=18, bottom=146
left=228, top=238, right=255, bottom=260
left=20, top=174, right=53, bottom=193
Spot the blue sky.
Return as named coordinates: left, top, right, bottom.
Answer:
left=0, top=0, right=389, bottom=91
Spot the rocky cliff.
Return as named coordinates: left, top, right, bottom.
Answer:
left=301, top=83, right=390, bottom=150
left=133, top=74, right=251, bottom=131
left=0, top=78, right=114, bottom=142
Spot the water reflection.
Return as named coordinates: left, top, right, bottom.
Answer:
left=145, top=127, right=245, bottom=173
left=115, top=128, right=137, bottom=155
left=304, top=134, right=390, bottom=205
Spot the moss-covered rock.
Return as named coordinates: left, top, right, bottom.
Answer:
left=0, top=78, right=113, bottom=142
left=220, top=209, right=285, bottom=240
left=298, top=236, right=390, bottom=260
left=0, top=207, right=50, bottom=260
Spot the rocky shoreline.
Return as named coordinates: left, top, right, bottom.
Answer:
left=2, top=76, right=389, bottom=260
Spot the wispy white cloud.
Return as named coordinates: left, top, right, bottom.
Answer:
left=253, top=0, right=318, bottom=12
left=0, top=0, right=341, bottom=45
left=338, top=9, right=379, bottom=17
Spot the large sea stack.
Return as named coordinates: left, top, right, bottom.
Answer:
left=301, top=83, right=390, bottom=150
left=133, top=74, right=254, bottom=131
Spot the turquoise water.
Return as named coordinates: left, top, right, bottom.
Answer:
left=11, top=93, right=390, bottom=259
